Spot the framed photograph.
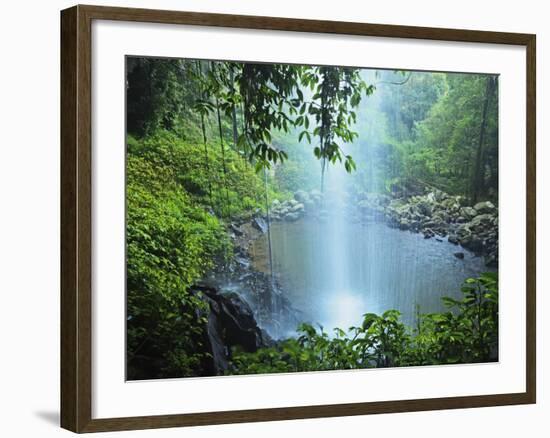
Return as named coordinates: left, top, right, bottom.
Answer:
left=60, top=4, right=536, bottom=433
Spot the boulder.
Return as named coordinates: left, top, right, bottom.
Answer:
left=433, top=211, right=449, bottom=224
left=460, top=206, right=478, bottom=220
left=399, top=219, right=410, bottom=230
left=474, top=201, right=496, bottom=214
left=284, top=212, right=301, bottom=221
left=423, top=229, right=435, bottom=239
left=442, top=198, right=460, bottom=211
left=448, top=234, right=459, bottom=245
left=193, top=285, right=271, bottom=374
left=216, top=292, right=266, bottom=351
left=252, top=216, right=268, bottom=233
left=460, top=235, right=484, bottom=253
left=469, top=213, right=494, bottom=232
left=453, top=252, right=465, bottom=259
left=294, top=190, right=309, bottom=204
left=416, top=200, right=432, bottom=217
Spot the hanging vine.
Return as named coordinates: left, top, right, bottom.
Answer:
left=193, top=60, right=214, bottom=208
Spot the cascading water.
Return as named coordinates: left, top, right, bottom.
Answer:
left=241, top=70, right=494, bottom=339
left=316, top=163, right=361, bottom=330
left=248, top=73, right=493, bottom=337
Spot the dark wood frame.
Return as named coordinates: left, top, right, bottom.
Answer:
left=61, top=4, right=536, bottom=433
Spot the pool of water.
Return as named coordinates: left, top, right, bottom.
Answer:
left=251, top=219, right=493, bottom=332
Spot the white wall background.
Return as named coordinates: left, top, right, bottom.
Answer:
left=0, top=0, right=546, bottom=436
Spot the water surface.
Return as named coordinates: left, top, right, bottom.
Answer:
left=251, top=219, right=491, bottom=332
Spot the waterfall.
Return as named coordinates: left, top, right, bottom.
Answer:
left=263, top=168, right=275, bottom=285
left=320, top=164, right=359, bottom=330
left=263, top=167, right=285, bottom=337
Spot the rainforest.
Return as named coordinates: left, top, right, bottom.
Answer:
left=125, top=57, right=499, bottom=380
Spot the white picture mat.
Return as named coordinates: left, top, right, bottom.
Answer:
left=92, top=20, right=527, bottom=419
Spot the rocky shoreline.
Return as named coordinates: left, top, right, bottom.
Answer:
left=267, top=188, right=498, bottom=267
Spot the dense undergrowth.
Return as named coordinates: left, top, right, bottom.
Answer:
left=126, top=130, right=286, bottom=379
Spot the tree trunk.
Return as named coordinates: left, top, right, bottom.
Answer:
left=195, top=60, right=213, bottom=207
left=471, top=76, right=496, bottom=203
left=229, top=67, right=239, bottom=151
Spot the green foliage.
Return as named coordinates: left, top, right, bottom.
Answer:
left=297, top=66, right=373, bottom=175
left=270, top=128, right=322, bottom=193
left=391, top=74, right=498, bottom=199
left=422, top=272, right=499, bottom=364
left=127, top=56, right=374, bottom=175
left=126, top=129, right=280, bottom=379
left=124, top=58, right=500, bottom=379
left=228, top=273, right=498, bottom=375
left=347, top=71, right=498, bottom=201
left=127, top=58, right=200, bottom=137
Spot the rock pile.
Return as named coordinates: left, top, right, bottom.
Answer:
left=355, top=189, right=498, bottom=267
left=269, top=189, right=323, bottom=221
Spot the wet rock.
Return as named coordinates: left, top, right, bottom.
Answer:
left=474, top=201, right=496, bottom=214
left=448, top=234, right=459, bottom=245
left=230, top=223, right=243, bottom=236
left=399, top=219, right=410, bottom=230
left=460, top=206, right=478, bottom=220
left=469, top=213, right=494, bottom=233
left=423, top=229, right=435, bottom=239
left=217, top=292, right=266, bottom=351
left=454, top=252, right=465, bottom=259
left=461, top=235, right=484, bottom=253
left=433, top=211, right=449, bottom=224
left=193, top=285, right=272, bottom=374
left=235, top=256, right=250, bottom=269
left=285, top=212, right=301, bottom=222
left=290, top=203, right=305, bottom=213
left=418, top=201, right=433, bottom=217
left=278, top=207, right=289, bottom=217
left=288, top=199, right=299, bottom=208
left=456, top=224, right=472, bottom=239
left=294, top=190, right=310, bottom=204
left=422, top=221, right=438, bottom=229
left=200, top=294, right=229, bottom=373
left=252, top=216, right=268, bottom=233
left=442, top=197, right=460, bottom=211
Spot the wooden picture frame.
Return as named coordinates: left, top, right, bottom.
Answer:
left=61, top=4, right=536, bottom=433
